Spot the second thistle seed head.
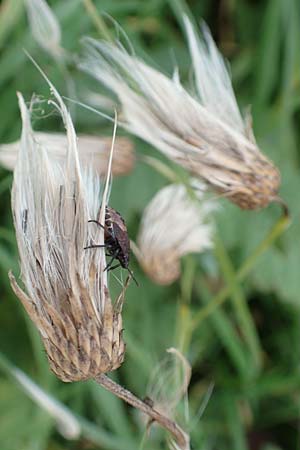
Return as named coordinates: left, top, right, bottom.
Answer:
left=80, top=17, right=281, bottom=210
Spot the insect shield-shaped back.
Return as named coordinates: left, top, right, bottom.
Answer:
left=105, top=206, right=130, bottom=269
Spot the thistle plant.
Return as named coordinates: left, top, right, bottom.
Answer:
left=80, top=16, right=281, bottom=210
left=9, top=62, right=190, bottom=449
left=10, top=87, right=127, bottom=380
left=1, top=2, right=293, bottom=450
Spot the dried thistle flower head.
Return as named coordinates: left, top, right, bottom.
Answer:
left=146, top=348, right=191, bottom=419
left=80, top=17, right=280, bottom=210
left=132, top=182, right=216, bottom=285
left=25, top=0, right=63, bottom=59
left=10, top=77, right=127, bottom=382
left=144, top=348, right=191, bottom=450
left=0, top=133, right=135, bottom=176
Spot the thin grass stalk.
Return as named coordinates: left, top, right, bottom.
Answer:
left=224, top=392, right=248, bottom=450
left=192, top=211, right=290, bottom=330
left=180, top=257, right=197, bottom=305
left=195, top=281, right=250, bottom=378
left=214, top=234, right=263, bottom=373
left=176, top=258, right=197, bottom=354
left=82, top=0, right=112, bottom=41
left=176, top=303, right=194, bottom=356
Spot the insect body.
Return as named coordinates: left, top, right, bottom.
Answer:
left=104, top=206, right=130, bottom=270
left=85, top=206, right=138, bottom=285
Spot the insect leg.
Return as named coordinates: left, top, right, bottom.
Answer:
left=107, top=263, right=121, bottom=272
left=104, top=249, right=120, bottom=272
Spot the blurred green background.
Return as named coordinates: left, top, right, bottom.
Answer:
left=0, top=0, right=300, bottom=449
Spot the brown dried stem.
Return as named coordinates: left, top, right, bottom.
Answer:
left=95, top=374, right=190, bottom=450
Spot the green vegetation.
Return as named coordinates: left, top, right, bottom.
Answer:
left=0, top=0, right=300, bottom=449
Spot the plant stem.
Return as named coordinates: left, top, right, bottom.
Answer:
left=214, top=234, right=262, bottom=373
left=192, top=211, right=290, bottom=330
left=82, top=0, right=112, bottom=41
left=195, top=281, right=250, bottom=378
left=95, top=374, right=190, bottom=450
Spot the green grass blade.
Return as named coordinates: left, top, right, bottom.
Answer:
left=214, top=234, right=263, bottom=374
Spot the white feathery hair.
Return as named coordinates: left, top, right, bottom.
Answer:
left=80, top=16, right=280, bottom=210
left=145, top=348, right=191, bottom=450
left=146, top=348, right=191, bottom=419
left=184, top=17, right=244, bottom=133
left=25, top=0, right=63, bottom=59
left=0, top=133, right=135, bottom=176
left=132, top=181, right=216, bottom=285
left=12, top=92, right=106, bottom=315
left=10, top=64, right=126, bottom=382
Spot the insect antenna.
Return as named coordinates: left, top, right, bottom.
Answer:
left=83, top=244, right=106, bottom=250
left=88, top=219, right=105, bottom=230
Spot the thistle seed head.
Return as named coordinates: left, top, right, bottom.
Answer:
left=133, top=182, right=216, bottom=285
left=10, top=78, right=127, bottom=382
left=0, top=133, right=135, bottom=176
left=146, top=348, right=191, bottom=419
left=80, top=17, right=281, bottom=210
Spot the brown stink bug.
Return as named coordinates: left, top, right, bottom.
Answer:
left=84, top=206, right=138, bottom=285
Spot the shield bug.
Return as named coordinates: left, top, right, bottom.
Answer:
left=84, top=206, right=138, bottom=285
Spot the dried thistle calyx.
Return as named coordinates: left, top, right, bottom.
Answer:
left=10, top=272, right=126, bottom=382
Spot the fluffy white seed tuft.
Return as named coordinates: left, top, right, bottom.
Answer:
left=13, top=92, right=105, bottom=317
left=183, top=17, right=244, bottom=132
left=143, top=348, right=191, bottom=450
left=146, top=348, right=191, bottom=419
left=132, top=182, right=216, bottom=285
left=80, top=18, right=280, bottom=210
left=25, top=0, right=63, bottom=59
